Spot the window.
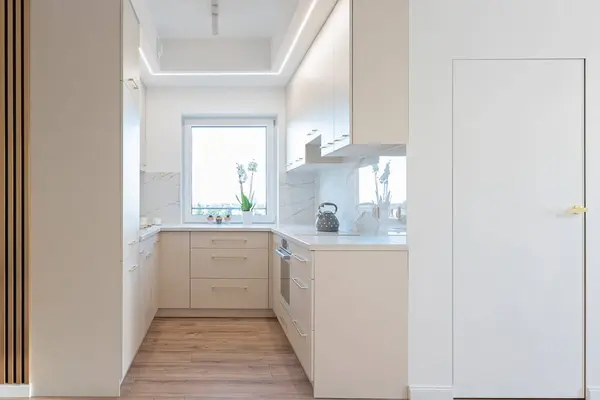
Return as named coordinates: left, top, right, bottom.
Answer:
left=358, top=156, right=406, bottom=231
left=182, top=118, right=276, bottom=223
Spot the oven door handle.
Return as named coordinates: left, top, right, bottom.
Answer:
left=274, top=248, right=291, bottom=260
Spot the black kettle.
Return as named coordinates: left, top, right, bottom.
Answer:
left=316, top=202, right=340, bottom=232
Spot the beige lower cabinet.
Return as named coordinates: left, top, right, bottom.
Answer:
left=190, top=278, right=268, bottom=309
left=123, top=234, right=160, bottom=379
left=158, top=232, right=191, bottom=308
left=273, top=241, right=409, bottom=400
left=189, top=232, right=269, bottom=310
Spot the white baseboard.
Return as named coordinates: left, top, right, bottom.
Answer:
left=156, top=308, right=275, bottom=318
left=588, top=386, right=600, bottom=400
left=409, top=385, right=453, bottom=400
left=0, top=385, right=29, bottom=397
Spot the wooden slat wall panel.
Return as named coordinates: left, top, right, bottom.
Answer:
left=1, top=0, right=29, bottom=385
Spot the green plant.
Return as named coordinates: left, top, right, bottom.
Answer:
left=235, top=160, right=258, bottom=212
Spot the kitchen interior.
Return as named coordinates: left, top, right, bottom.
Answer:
left=25, top=0, right=600, bottom=399
left=129, top=0, right=407, bottom=398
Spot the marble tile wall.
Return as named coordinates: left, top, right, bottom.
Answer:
left=141, top=171, right=317, bottom=225
left=278, top=172, right=317, bottom=226
left=140, top=172, right=181, bottom=224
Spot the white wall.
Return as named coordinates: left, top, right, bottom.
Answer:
left=408, top=1, right=600, bottom=400
left=143, top=87, right=316, bottom=225
left=30, top=0, right=122, bottom=395
left=145, top=86, right=285, bottom=172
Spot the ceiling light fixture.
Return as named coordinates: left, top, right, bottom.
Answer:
left=138, top=0, right=318, bottom=76
left=211, top=0, right=219, bottom=36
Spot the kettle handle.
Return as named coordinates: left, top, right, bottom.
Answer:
left=318, top=202, right=338, bottom=214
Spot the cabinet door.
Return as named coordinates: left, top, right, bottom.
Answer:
left=332, top=0, right=351, bottom=150
left=286, top=79, right=302, bottom=170
left=313, top=7, right=336, bottom=156
left=122, top=0, right=140, bottom=86
left=136, top=257, right=145, bottom=347
left=271, top=238, right=281, bottom=310
left=159, top=232, right=191, bottom=308
left=122, top=259, right=140, bottom=377
left=122, top=83, right=140, bottom=260
left=152, top=242, right=160, bottom=317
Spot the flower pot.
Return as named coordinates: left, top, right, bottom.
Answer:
left=242, top=211, right=253, bottom=225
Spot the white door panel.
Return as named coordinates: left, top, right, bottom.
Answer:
left=453, top=59, right=585, bottom=398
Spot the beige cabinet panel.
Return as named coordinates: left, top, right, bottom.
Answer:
left=159, top=232, right=190, bottom=308
left=191, top=249, right=268, bottom=279
left=190, top=279, right=269, bottom=309
left=190, top=232, right=268, bottom=249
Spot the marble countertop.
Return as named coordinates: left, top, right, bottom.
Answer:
left=140, top=224, right=407, bottom=251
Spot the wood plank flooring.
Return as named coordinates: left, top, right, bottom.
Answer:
left=120, top=317, right=314, bottom=399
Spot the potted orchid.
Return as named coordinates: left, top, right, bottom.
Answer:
left=236, top=160, right=258, bottom=224
left=373, top=161, right=392, bottom=217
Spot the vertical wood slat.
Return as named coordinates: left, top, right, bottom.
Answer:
left=23, top=0, right=29, bottom=383
left=14, top=0, right=23, bottom=383
left=6, top=0, right=15, bottom=383
left=0, top=0, right=7, bottom=384
left=1, top=0, right=28, bottom=384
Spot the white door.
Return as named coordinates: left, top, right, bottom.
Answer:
left=453, top=59, right=585, bottom=398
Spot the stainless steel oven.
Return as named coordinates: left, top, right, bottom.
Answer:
left=274, top=238, right=291, bottom=310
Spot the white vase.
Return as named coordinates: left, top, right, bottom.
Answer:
left=242, top=211, right=253, bottom=225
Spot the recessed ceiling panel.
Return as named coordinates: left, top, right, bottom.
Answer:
left=146, top=0, right=299, bottom=39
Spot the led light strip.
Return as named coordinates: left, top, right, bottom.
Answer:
left=139, top=0, right=318, bottom=76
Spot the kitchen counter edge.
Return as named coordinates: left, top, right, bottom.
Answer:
left=139, top=225, right=407, bottom=251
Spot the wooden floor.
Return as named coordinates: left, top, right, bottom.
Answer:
left=120, top=317, right=315, bottom=399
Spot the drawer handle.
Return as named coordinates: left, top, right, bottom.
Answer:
left=145, top=252, right=152, bottom=259
left=274, top=249, right=291, bottom=260
left=292, top=277, right=308, bottom=289
left=277, top=315, right=288, bottom=330
left=292, top=253, right=308, bottom=263
left=292, top=319, right=307, bottom=337
left=128, top=240, right=137, bottom=245
left=211, top=285, right=248, bottom=291
left=211, top=255, right=248, bottom=260
left=211, top=238, right=248, bottom=244
left=128, top=264, right=139, bottom=272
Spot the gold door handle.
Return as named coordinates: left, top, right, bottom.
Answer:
left=568, top=205, right=588, bottom=214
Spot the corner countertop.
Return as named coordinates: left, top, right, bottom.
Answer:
left=139, top=224, right=407, bottom=251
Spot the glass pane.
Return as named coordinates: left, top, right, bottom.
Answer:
left=358, top=156, right=406, bottom=226
left=191, top=125, right=267, bottom=217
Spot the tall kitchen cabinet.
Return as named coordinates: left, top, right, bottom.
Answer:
left=285, top=0, right=408, bottom=165
left=121, top=0, right=144, bottom=379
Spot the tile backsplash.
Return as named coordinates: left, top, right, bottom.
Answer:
left=140, top=172, right=181, bottom=224
left=141, top=171, right=317, bottom=225
left=317, top=165, right=359, bottom=231
left=278, top=172, right=317, bottom=226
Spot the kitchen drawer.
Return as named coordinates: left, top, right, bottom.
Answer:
left=275, top=298, right=292, bottom=337
left=190, top=278, right=268, bottom=309
left=290, top=315, right=313, bottom=382
left=289, top=243, right=313, bottom=279
left=290, top=265, right=313, bottom=339
left=191, top=232, right=268, bottom=249
left=190, top=249, right=268, bottom=279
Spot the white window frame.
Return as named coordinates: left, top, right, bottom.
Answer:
left=182, top=117, right=277, bottom=224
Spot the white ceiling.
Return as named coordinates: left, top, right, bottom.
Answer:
left=146, top=0, right=299, bottom=39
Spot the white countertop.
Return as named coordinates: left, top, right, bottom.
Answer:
left=139, top=224, right=407, bottom=251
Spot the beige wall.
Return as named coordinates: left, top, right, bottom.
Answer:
left=29, top=0, right=123, bottom=395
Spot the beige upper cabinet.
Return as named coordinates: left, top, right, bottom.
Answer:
left=285, top=0, right=408, bottom=163
left=122, top=0, right=140, bottom=95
